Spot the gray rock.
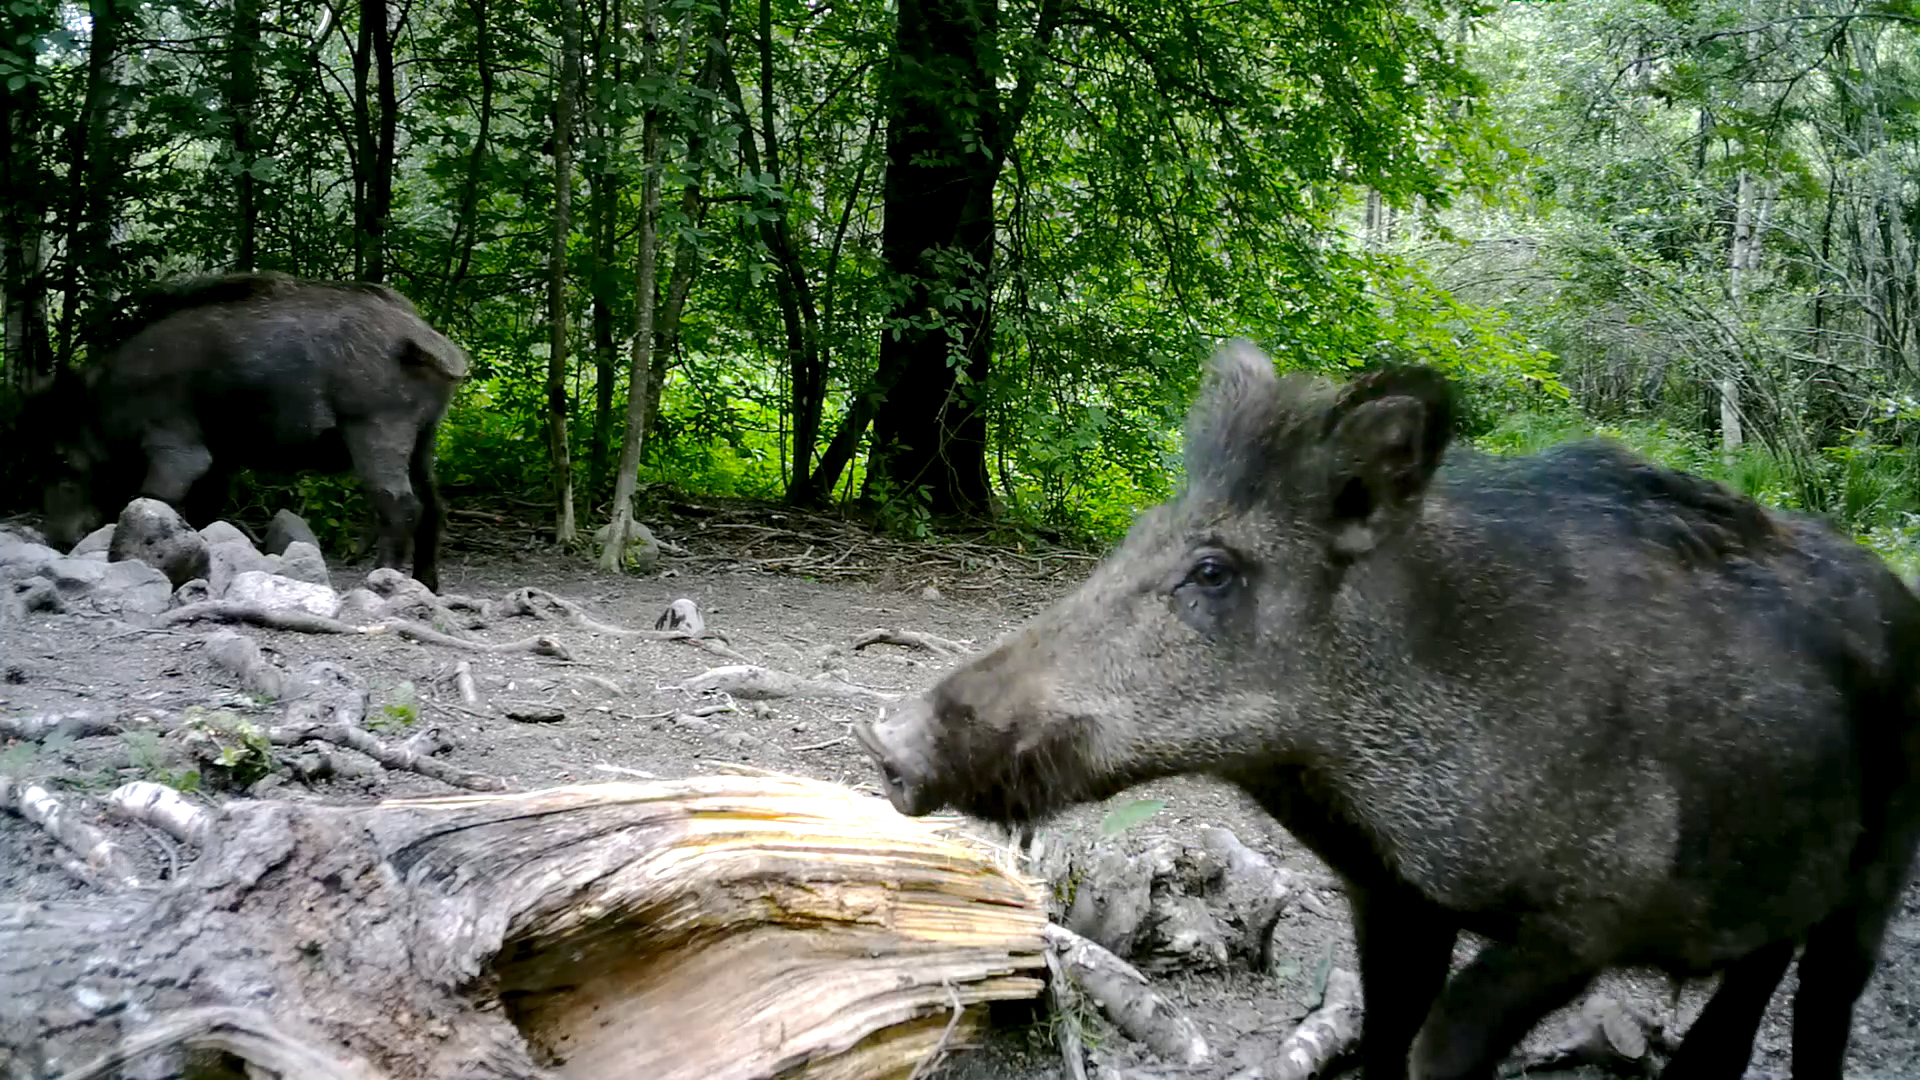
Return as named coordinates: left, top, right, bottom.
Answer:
left=198, top=520, right=251, bottom=547
left=98, top=559, right=173, bottom=615
left=11, top=576, right=63, bottom=615
left=0, top=539, right=60, bottom=580
left=76, top=550, right=109, bottom=562
left=333, top=587, right=384, bottom=626
left=206, top=539, right=279, bottom=598
left=0, top=524, right=48, bottom=547
left=263, top=510, right=321, bottom=557
left=365, top=566, right=441, bottom=621
left=70, top=524, right=115, bottom=557
left=173, top=578, right=212, bottom=606
left=203, top=629, right=286, bottom=699
left=110, top=499, right=210, bottom=587
left=47, top=557, right=109, bottom=600
left=224, top=570, right=339, bottom=618
left=277, top=541, right=330, bottom=586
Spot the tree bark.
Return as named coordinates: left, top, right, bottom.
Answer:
left=0, top=2, right=52, bottom=382
left=799, top=0, right=1059, bottom=512
left=57, top=0, right=130, bottom=366
left=353, top=0, right=396, bottom=283
left=600, top=0, right=666, bottom=571
left=0, top=776, right=1047, bottom=1079
left=439, top=0, right=495, bottom=316
left=547, top=0, right=584, bottom=545
left=230, top=0, right=265, bottom=271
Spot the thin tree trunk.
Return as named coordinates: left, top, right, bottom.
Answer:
left=600, top=0, right=665, bottom=571
left=546, top=0, right=584, bottom=545
left=58, top=0, right=129, bottom=365
left=439, top=0, right=494, bottom=315
left=1, top=6, right=52, bottom=381
left=353, top=0, right=395, bottom=283
left=589, top=163, right=620, bottom=496
left=231, top=0, right=264, bottom=271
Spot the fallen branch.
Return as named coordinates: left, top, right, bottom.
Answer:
left=1042, top=923, right=1210, bottom=1066
left=505, top=589, right=751, bottom=662
left=453, top=660, right=480, bottom=706
left=158, top=601, right=362, bottom=635
left=852, top=629, right=972, bottom=658
left=0, top=710, right=157, bottom=743
left=1509, top=994, right=1657, bottom=1076
left=1262, top=967, right=1361, bottom=1080
left=682, top=664, right=898, bottom=704
left=0, top=776, right=141, bottom=889
left=269, top=720, right=504, bottom=792
left=107, top=781, right=211, bottom=847
left=1045, top=946, right=1091, bottom=1080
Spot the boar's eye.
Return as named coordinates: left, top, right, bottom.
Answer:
left=1184, top=553, right=1237, bottom=593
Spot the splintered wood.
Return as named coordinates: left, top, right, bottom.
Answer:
left=0, top=773, right=1045, bottom=1080
left=447, top=776, right=1049, bottom=1080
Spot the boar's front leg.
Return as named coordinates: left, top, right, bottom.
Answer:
left=1350, top=881, right=1457, bottom=1080
left=1412, top=938, right=1596, bottom=1080
left=342, top=421, right=421, bottom=582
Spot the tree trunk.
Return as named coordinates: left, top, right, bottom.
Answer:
left=353, top=0, right=396, bottom=283
left=547, top=0, right=584, bottom=545
left=439, top=0, right=495, bottom=317
left=0, top=776, right=1046, bottom=1079
left=230, top=0, right=265, bottom=272
left=589, top=162, right=620, bottom=498
left=600, top=0, right=666, bottom=571
left=57, top=0, right=130, bottom=366
left=0, top=4, right=52, bottom=382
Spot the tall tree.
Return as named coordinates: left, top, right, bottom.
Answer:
left=0, top=0, right=53, bottom=381
left=230, top=0, right=265, bottom=271
left=547, top=0, right=584, bottom=543
left=59, top=0, right=132, bottom=363
left=352, top=0, right=398, bottom=282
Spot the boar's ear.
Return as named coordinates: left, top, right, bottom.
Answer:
left=1184, top=339, right=1282, bottom=506
left=1320, top=366, right=1453, bottom=561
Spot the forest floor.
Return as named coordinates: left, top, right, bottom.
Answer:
left=1, top=499, right=1917, bottom=1079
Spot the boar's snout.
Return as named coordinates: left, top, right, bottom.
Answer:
left=854, top=698, right=946, bottom=817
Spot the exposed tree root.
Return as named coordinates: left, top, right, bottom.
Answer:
left=851, top=628, right=972, bottom=658
left=1510, top=993, right=1660, bottom=1076
left=106, top=781, right=211, bottom=847
left=268, top=719, right=504, bottom=791
left=0, top=776, right=142, bottom=889
left=453, top=659, right=481, bottom=705
left=158, top=601, right=363, bottom=634
left=1042, top=923, right=1211, bottom=1066
left=385, top=618, right=573, bottom=659
left=1261, top=968, right=1361, bottom=1080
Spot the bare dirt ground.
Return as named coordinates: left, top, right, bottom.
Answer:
left=3, top=501, right=1918, bottom=1079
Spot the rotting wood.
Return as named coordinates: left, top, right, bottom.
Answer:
left=0, top=774, right=1048, bottom=1080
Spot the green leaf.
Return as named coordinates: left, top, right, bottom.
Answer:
left=1099, top=798, right=1165, bottom=836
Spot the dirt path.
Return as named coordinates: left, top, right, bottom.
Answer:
left=3, top=516, right=1917, bottom=1078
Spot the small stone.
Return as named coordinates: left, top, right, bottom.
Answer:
left=198, top=520, right=250, bottom=546
left=69, top=524, right=115, bottom=557
left=263, top=510, right=321, bottom=556
left=277, top=541, right=330, bottom=586
left=921, top=584, right=942, bottom=601
left=224, top=570, right=340, bottom=618
left=110, top=498, right=210, bottom=587
left=173, top=578, right=212, bottom=607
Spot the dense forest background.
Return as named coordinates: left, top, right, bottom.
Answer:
left=0, top=0, right=1917, bottom=573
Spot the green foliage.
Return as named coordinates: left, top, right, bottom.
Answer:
left=180, top=708, right=274, bottom=790
left=121, top=728, right=202, bottom=791
left=1099, top=797, right=1166, bottom=836
left=369, top=681, right=419, bottom=733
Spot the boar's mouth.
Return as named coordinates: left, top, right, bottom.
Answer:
left=854, top=703, right=1102, bottom=826
left=852, top=716, right=944, bottom=816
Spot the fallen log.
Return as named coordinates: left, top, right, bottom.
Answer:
left=0, top=774, right=1047, bottom=1080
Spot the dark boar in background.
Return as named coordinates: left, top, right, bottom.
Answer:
left=858, top=341, right=1920, bottom=1080
left=39, top=273, right=468, bottom=591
